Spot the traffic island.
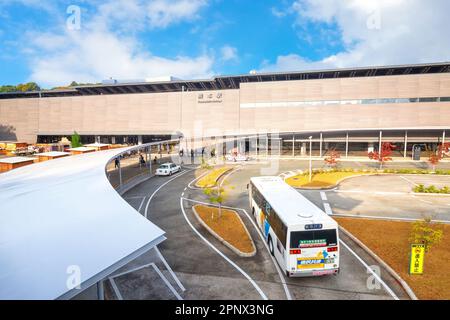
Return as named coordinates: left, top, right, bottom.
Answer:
left=192, top=204, right=256, bottom=257
left=195, top=166, right=232, bottom=188
left=285, top=170, right=372, bottom=189
left=334, top=217, right=450, bottom=300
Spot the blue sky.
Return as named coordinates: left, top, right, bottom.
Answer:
left=1, top=0, right=450, bottom=88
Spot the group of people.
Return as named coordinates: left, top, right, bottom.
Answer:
left=179, top=147, right=215, bottom=158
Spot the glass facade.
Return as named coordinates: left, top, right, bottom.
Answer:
left=240, top=96, right=450, bottom=109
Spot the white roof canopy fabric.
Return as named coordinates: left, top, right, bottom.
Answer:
left=0, top=148, right=165, bottom=300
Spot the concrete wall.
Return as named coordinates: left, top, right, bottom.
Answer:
left=0, top=98, right=39, bottom=142
left=239, top=73, right=450, bottom=134
left=1, top=73, right=449, bottom=143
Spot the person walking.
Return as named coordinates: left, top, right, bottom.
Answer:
left=114, top=157, right=120, bottom=169
left=139, top=154, right=146, bottom=167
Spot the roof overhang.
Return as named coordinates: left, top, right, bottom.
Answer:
left=0, top=147, right=166, bottom=300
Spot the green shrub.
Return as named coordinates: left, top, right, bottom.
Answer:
left=414, top=184, right=450, bottom=194
left=414, top=184, right=425, bottom=193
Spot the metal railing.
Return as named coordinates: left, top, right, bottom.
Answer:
left=105, top=139, right=181, bottom=191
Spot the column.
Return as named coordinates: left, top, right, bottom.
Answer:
left=379, top=131, right=383, bottom=152
left=292, top=133, right=295, bottom=157
left=319, top=132, right=323, bottom=157
left=345, top=132, right=349, bottom=158
left=118, top=158, right=122, bottom=187
left=138, top=135, right=143, bottom=145
left=97, top=281, right=104, bottom=300
left=404, top=131, right=408, bottom=158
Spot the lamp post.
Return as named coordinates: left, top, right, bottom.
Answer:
left=309, top=136, right=313, bottom=182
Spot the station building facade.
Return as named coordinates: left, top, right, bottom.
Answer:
left=1, top=62, right=450, bottom=158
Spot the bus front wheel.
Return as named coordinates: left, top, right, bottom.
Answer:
left=268, top=236, right=274, bottom=256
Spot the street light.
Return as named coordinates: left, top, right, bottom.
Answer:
left=309, top=136, right=313, bottom=182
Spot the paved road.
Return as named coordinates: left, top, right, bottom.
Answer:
left=108, top=160, right=413, bottom=300
left=297, top=175, right=450, bottom=222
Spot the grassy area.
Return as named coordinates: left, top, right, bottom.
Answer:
left=286, top=171, right=370, bottom=188
left=334, top=217, right=450, bottom=300
left=194, top=205, right=255, bottom=254
left=195, top=166, right=232, bottom=188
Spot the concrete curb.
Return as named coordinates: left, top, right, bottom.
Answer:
left=338, top=225, right=418, bottom=300
left=192, top=205, right=257, bottom=258
left=194, top=167, right=234, bottom=189
left=413, top=192, right=450, bottom=197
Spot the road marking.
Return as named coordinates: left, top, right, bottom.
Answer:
left=179, top=197, right=268, bottom=300
left=219, top=166, right=241, bottom=187
left=412, top=195, right=433, bottom=205
left=399, top=175, right=419, bottom=187
left=241, top=209, right=292, bottom=301
left=144, top=169, right=193, bottom=218
left=137, top=197, right=146, bottom=213
left=320, top=192, right=328, bottom=201
left=339, top=240, right=399, bottom=300
left=187, top=170, right=211, bottom=189
left=182, top=197, right=292, bottom=301
left=323, top=203, right=333, bottom=215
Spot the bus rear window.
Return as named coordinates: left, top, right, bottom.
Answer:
left=290, top=230, right=337, bottom=248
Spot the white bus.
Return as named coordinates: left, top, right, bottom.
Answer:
left=248, top=176, right=340, bottom=277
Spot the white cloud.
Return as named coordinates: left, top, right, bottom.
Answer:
left=146, top=0, right=207, bottom=28
left=220, top=45, right=238, bottom=62
left=18, top=0, right=213, bottom=87
left=28, top=28, right=214, bottom=87
left=95, top=0, right=208, bottom=30
left=261, top=0, right=450, bottom=72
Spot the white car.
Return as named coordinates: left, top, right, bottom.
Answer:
left=155, top=163, right=181, bottom=176
left=226, top=154, right=250, bottom=162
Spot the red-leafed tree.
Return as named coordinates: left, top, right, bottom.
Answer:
left=428, top=153, right=440, bottom=172
left=324, top=148, right=341, bottom=168
left=428, top=143, right=450, bottom=171
left=439, top=142, right=450, bottom=158
left=368, top=142, right=396, bottom=169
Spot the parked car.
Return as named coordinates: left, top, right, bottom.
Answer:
left=226, top=154, right=250, bottom=162
left=155, top=163, right=181, bottom=176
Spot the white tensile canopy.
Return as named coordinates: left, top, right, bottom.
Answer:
left=0, top=148, right=166, bottom=300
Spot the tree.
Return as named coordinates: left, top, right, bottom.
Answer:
left=203, top=183, right=234, bottom=219
left=428, top=153, right=440, bottom=172
left=428, top=143, right=450, bottom=171
left=324, top=148, right=341, bottom=168
left=409, top=218, right=443, bottom=253
left=16, top=82, right=40, bottom=92
left=71, top=131, right=82, bottom=148
left=0, top=82, right=40, bottom=93
left=438, top=142, right=450, bottom=159
left=0, top=85, right=17, bottom=93
left=368, top=142, right=396, bottom=169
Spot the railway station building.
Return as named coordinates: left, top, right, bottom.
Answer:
left=1, top=62, right=449, bottom=158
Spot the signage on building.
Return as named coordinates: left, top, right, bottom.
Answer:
left=409, top=243, right=425, bottom=275
left=198, top=92, right=223, bottom=104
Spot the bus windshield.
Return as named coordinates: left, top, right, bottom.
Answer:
left=290, top=229, right=337, bottom=249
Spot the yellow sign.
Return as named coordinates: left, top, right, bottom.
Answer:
left=409, top=244, right=425, bottom=275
